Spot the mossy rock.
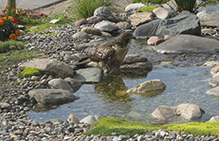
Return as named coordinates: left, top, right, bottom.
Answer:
left=139, top=6, right=158, bottom=12
left=22, top=67, right=41, bottom=78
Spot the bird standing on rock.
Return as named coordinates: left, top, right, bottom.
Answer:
left=76, top=31, right=133, bottom=74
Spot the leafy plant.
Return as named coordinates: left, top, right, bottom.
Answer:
left=132, top=0, right=169, bottom=4
left=22, top=67, right=41, bottom=77
left=139, top=6, right=158, bottom=12
left=71, top=0, right=111, bottom=20
left=175, top=0, right=197, bottom=13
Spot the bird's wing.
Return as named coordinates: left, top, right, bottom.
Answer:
left=90, top=43, right=116, bottom=61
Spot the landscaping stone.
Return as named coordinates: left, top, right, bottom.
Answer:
left=116, top=21, right=132, bottom=30
left=28, top=89, right=79, bottom=105
left=86, top=16, right=102, bottom=24
left=153, top=7, right=170, bottom=20
left=48, top=78, right=73, bottom=92
left=125, top=3, right=146, bottom=12
left=64, top=77, right=82, bottom=93
left=74, top=18, right=88, bottom=26
left=81, top=27, right=102, bottom=36
left=206, top=86, right=219, bottom=96
left=67, top=114, right=80, bottom=124
left=94, top=7, right=115, bottom=22
left=80, top=115, right=99, bottom=125
left=129, top=11, right=155, bottom=27
left=94, top=20, right=119, bottom=32
left=72, top=31, right=90, bottom=40
left=200, top=11, right=219, bottom=27
left=209, top=76, right=219, bottom=87
left=210, top=65, right=219, bottom=75
left=152, top=105, right=177, bottom=121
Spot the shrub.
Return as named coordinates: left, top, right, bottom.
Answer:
left=0, top=5, right=25, bottom=41
left=0, top=40, right=24, bottom=53
left=22, top=67, right=41, bottom=78
left=139, top=6, right=158, bottom=12
left=132, top=0, right=169, bottom=4
left=175, top=0, right=196, bottom=13
left=71, top=0, right=111, bottom=19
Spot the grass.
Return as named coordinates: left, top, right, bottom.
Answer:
left=132, top=0, right=169, bottom=4
left=0, top=40, right=26, bottom=53
left=85, top=117, right=219, bottom=137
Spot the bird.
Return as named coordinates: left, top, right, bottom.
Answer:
left=76, top=31, right=133, bottom=74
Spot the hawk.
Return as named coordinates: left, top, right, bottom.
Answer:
left=76, top=31, right=133, bottom=74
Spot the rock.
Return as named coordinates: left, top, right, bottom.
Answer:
left=209, top=116, right=219, bottom=122
left=147, top=36, right=160, bottom=45
left=155, top=38, right=165, bottom=45
left=176, top=103, right=203, bottom=120
left=94, top=7, right=115, bottom=22
left=203, top=61, right=219, bottom=67
left=209, top=76, right=219, bottom=87
left=153, top=7, right=170, bottom=20
left=48, top=78, right=73, bottom=92
left=80, top=115, right=99, bottom=125
left=45, top=60, right=75, bottom=79
left=210, top=66, right=219, bottom=75
left=72, top=31, right=90, bottom=40
left=73, top=67, right=103, bottom=83
left=152, top=105, right=177, bottom=121
left=155, top=11, right=201, bottom=38
left=197, top=11, right=210, bottom=20
left=81, top=27, right=102, bottom=36
left=116, top=21, right=132, bottom=30
left=133, top=19, right=162, bottom=39
left=19, top=58, right=75, bottom=78
left=123, top=54, right=148, bottom=64
left=28, top=89, right=79, bottom=105
left=64, top=77, right=82, bottom=93
left=200, top=11, right=219, bottom=27
left=50, top=119, right=64, bottom=125
left=67, top=114, right=80, bottom=124
left=127, top=79, right=166, bottom=93
left=164, top=35, right=172, bottom=40
left=129, top=11, right=155, bottom=27
left=94, top=20, right=119, bottom=32
left=153, top=34, right=219, bottom=54
left=74, top=18, right=88, bottom=26
left=86, top=16, right=102, bottom=24
left=206, top=86, right=219, bottom=96
left=0, top=102, right=11, bottom=110
left=125, top=3, right=146, bottom=12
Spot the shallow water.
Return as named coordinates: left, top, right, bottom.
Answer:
left=198, top=3, right=219, bottom=13
left=27, top=39, right=219, bottom=124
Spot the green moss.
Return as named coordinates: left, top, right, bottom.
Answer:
left=85, top=117, right=219, bottom=136
left=139, top=6, right=158, bottom=12
left=22, top=67, right=41, bottom=78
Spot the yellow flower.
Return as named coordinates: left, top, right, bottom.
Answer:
left=5, top=5, right=11, bottom=10
left=11, top=9, right=16, bottom=13
left=15, top=30, right=21, bottom=36
left=0, top=20, right=4, bottom=25
left=9, top=33, right=16, bottom=40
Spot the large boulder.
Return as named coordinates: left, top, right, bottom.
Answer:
left=153, top=34, right=219, bottom=54
left=128, top=11, right=155, bottom=27
left=127, top=79, right=166, bottom=93
left=28, top=89, right=79, bottom=105
left=155, top=11, right=201, bottom=37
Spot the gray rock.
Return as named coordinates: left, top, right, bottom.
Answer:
left=209, top=76, right=219, bottom=87
left=152, top=105, right=177, bottom=121
left=28, top=89, right=79, bottom=105
left=133, top=19, right=162, bottom=39
left=94, top=7, right=115, bottom=22
left=197, top=11, right=210, bottom=20
left=206, top=86, right=219, bottom=96
left=67, top=114, right=80, bottom=124
left=48, top=78, right=73, bottom=92
left=86, top=16, right=102, bottom=24
left=200, top=11, right=219, bottom=27
left=116, top=21, right=132, bottom=30
left=209, top=116, right=219, bottom=122
left=176, top=103, right=203, bottom=120
left=203, top=61, right=219, bottom=67
left=155, top=11, right=201, bottom=37
left=0, top=102, right=11, bottom=109
left=127, top=79, right=166, bottom=93
left=19, top=58, right=54, bottom=70
left=125, top=3, right=146, bottom=12
left=64, top=77, right=82, bottom=92
left=72, top=31, right=90, bottom=40
left=81, top=27, right=102, bottom=36
left=153, top=7, right=170, bottom=20
left=153, top=34, right=219, bottom=54
left=80, top=115, right=99, bottom=125
left=129, top=11, right=155, bottom=27
left=73, top=67, right=103, bottom=83
left=94, top=20, right=119, bottom=32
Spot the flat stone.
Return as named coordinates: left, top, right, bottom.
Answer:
left=73, top=67, right=103, bottom=83
left=153, top=7, right=170, bottom=20
left=203, top=61, right=219, bottom=67
left=28, top=89, right=79, bottom=105
left=206, top=86, right=219, bottom=96
left=201, top=11, right=219, bottom=27
left=153, top=34, right=219, bottom=54
left=129, top=11, right=154, bottom=27
left=152, top=105, right=177, bottom=121
left=19, top=58, right=54, bottom=70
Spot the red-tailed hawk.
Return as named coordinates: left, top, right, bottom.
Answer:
left=76, top=31, right=133, bottom=74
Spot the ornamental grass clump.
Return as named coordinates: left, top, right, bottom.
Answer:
left=175, top=0, right=197, bottom=13
left=71, top=0, right=111, bottom=19
left=0, top=5, right=25, bottom=41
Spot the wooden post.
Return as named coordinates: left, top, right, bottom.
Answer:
left=7, top=0, right=16, bottom=9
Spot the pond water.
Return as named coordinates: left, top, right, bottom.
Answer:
left=198, top=3, right=219, bottom=13
left=27, top=38, right=219, bottom=124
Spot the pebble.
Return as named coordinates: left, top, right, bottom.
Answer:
left=1, top=20, right=219, bottom=141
